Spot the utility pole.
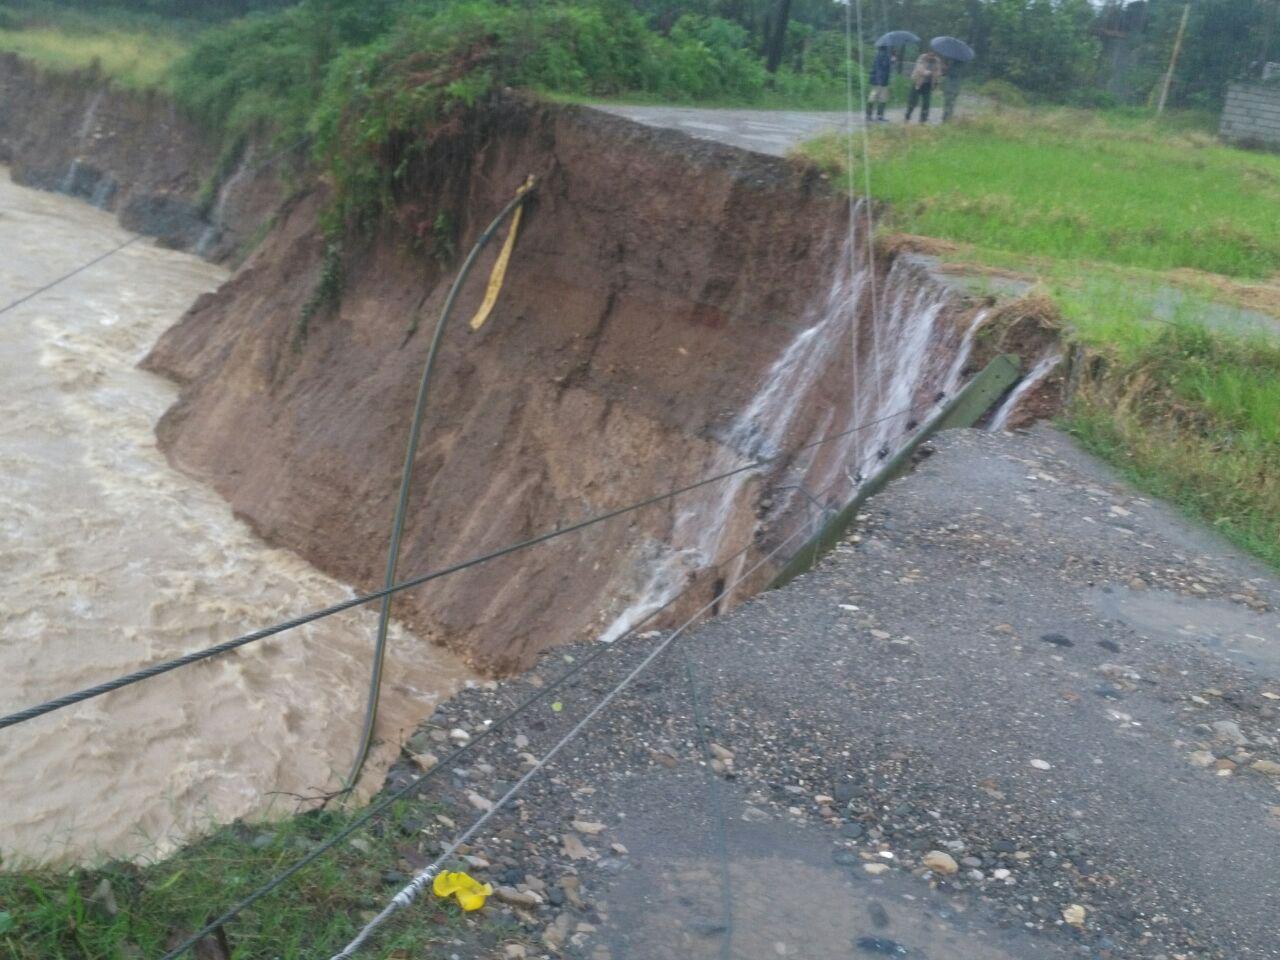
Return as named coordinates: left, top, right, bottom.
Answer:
left=1157, top=2, right=1191, bottom=115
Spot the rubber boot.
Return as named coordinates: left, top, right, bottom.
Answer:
left=876, top=102, right=886, bottom=122
left=866, top=102, right=874, bottom=122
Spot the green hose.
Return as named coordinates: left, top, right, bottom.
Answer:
left=344, top=180, right=537, bottom=791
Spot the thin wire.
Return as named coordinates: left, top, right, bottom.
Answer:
left=848, top=0, right=883, bottom=414
left=330, top=521, right=814, bottom=960
left=0, top=401, right=924, bottom=732
left=159, top=394, right=946, bottom=960
left=0, top=135, right=309, bottom=319
left=842, top=0, right=862, bottom=414
left=157, top=534, right=757, bottom=960
left=0, top=235, right=144, bottom=318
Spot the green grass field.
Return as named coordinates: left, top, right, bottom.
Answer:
left=801, top=106, right=1280, bottom=572
left=0, top=3, right=194, bottom=88
left=805, top=107, right=1280, bottom=279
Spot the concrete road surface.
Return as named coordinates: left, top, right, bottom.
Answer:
left=592, top=100, right=969, bottom=156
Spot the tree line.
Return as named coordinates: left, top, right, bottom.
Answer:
left=57, top=0, right=1280, bottom=108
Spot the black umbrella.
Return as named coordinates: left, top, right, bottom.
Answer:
left=876, top=30, right=920, bottom=48
left=930, top=36, right=975, bottom=62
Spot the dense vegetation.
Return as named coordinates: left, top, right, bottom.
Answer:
left=9, top=0, right=1278, bottom=111
left=6, top=0, right=1277, bottom=223
left=8, top=0, right=293, bottom=22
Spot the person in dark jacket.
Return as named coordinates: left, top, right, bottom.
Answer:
left=866, top=44, right=894, bottom=122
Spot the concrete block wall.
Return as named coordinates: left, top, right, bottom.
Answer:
left=1220, top=82, right=1280, bottom=146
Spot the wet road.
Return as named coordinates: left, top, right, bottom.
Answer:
left=591, top=99, right=965, bottom=156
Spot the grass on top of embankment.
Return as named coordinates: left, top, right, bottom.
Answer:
left=799, top=107, right=1280, bottom=573
left=1066, top=322, right=1280, bottom=570
left=0, top=3, right=194, bottom=88
left=801, top=107, right=1280, bottom=280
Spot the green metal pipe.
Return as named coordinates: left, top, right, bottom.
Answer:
left=770, top=353, right=1021, bottom=589
left=345, top=183, right=536, bottom=791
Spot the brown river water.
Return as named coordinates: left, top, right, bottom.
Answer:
left=0, top=172, right=475, bottom=866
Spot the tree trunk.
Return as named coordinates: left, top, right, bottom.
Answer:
left=764, top=0, right=794, bottom=74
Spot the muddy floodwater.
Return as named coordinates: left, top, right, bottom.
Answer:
left=0, top=173, right=475, bottom=865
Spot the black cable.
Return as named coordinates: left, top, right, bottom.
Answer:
left=0, top=235, right=145, bottom=318
left=161, top=396, right=931, bottom=960
left=157, top=534, right=757, bottom=960
left=347, top=180, right=536, bottom=791
left=0, top=400, right=925, bottom=732
left=0, top=136, right=309, bottom=319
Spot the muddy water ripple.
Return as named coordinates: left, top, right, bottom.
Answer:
left=0, top=172, right=475, bottom=865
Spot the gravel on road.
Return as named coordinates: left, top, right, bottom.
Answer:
left=368, top=426, right=1280, bottom=960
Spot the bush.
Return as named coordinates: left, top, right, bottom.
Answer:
left=661, top=15, right=764, bottom=101
left=1067, top=86, right=1118, bottom=109
left=975, top=78, right=1029, bottom=109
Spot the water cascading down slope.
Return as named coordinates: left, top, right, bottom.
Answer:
left=144, top=97, right=989, bottom=682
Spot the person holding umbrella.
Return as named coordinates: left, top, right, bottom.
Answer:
left=869, top=31, right=919, bottom=123
left=929, top=37, right=976, bottom=122
left=866, top=43, right=894, bottom=122
left=905, top=49, right=945, bottom=123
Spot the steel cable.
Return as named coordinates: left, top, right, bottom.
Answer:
left=330, top=519, right=817, bottom=960
left=162, top=399, right=927, bottom=959
left=0, top=400, right=929, bottom=732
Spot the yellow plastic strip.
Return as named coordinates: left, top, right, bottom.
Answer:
left=469, top=177, right=534, bottom=331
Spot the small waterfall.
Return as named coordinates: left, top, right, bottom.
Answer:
left=195, top=146, right=254, bottom=258
left=75, top=90, right=105, bottom=143
left=89, top=176, right=116, bottom=209
left=59, top=157, right=84, bottom=195
left=60, top=91, right=107, bottom=197
left=988, top=353, right=1062, bottom=431
left=939, top=308, right=988, bottom=400
left=596, top=212, right=979, bottom=641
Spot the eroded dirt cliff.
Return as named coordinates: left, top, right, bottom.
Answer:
left=0, top=54, right=282, bottom=259
left=143, top=97, right=984, bottom=672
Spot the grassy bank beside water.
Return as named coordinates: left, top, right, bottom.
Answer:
left=0, top=794, right=520, bottom=959
left=0, top=3, right=196, bottom=88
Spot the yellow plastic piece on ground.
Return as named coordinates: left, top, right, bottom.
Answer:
left=468, top=176, right=535, bottom=331
left=432, top=870, right=493, bottom=911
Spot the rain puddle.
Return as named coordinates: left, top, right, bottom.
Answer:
left=599, top=778, right=1066, bottom=960
left=1091, top=586, right=1280, bottom=677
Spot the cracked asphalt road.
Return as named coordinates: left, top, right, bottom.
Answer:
left=407, top=425, right=1279, bottom=960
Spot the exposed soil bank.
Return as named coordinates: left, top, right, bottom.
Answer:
left=142, top=96, right=985, bottom=673
left=0, top=53, right=280, bottom=260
